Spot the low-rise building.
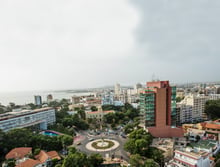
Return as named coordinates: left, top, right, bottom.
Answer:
left=4, top=147, right=61, bottom=167
left=166, top=147, right=214, bottom=167
left=5, top=147, right=32, bottom=165
left=151, top=138, right=174, bottom=160
left=86, top=110, right=115, bottom=120
left=102, top=92, right=114, bottom=105
left=0, top=107, right=55, bottom=132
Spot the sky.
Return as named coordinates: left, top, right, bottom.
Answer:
left=0, top=0, right=220, bottom=92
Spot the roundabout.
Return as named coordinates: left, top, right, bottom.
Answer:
left=86, top=138, right=120, bottom=152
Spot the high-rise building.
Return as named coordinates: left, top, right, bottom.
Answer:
left=47, top=94, right=53, bottom=103
left=72, top=96, right=80, bottom=104
left=140, top=80, right=183, bottom=137
left=114, top=83, right=121, bottom=97
left=102, top=92, right=114, bottom=105
left=34, top=95, right=42, bottom=106
left=134, top=83, right=142, bottom=94
left=180, top=94, right=209, bottom=122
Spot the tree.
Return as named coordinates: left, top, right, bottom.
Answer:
left=196, top=135, right=201, bottom=142
left=68, top=147, right=77, bottom=154
left=77, top=110, right=86, bottom=120
left=33, top=148, right=41, bottom=155
left=91, top=106, right=98, bottom=111
left=205, top=99, right=220, bottom=119
left=144, top=159, right=158, bottom=167
left=55, top=164, right=62, bottom=167
left=5, top=159, right=16, bottom=167
left=27, top=103, right=37, bottom=110
left=72, top=114, right=89, bottom=130
left=146, top=147, right=164, bottom=165
left=124, top=139, right=136, bottom=154
left=124, top=123, right=135, bottom=134
left=62, top=152, right=88, bottom=167
left=129, top=154, right=144, bottom=167
left=58, top=135, right=73, bottom=146
left=88, top=153, right=104, bottom=167
left=4, top=129, right=32, bottom=150
left=103, top=113, right=116, bottom=124
left=48, top=101, right=60, bottom=108
left=62, top=118, right=73, bottom=127
left=0, top=107, right=5, bottom=114
left=124, top=128, right=153, bottom=156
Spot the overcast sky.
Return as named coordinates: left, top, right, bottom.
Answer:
left=0, top=0, right=219, bottom=92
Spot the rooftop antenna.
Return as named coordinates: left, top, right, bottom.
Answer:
left=152, top=73, right=156, bottom=81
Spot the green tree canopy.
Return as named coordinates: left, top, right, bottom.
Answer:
left=62, top=152, right=88, bottom=167
left=91, top=106, right=98, bottom=111
left=87, top=153, right=104, bottom=167
left=205, top=99, right=220, bottom=119
left=58, top=135, right=73, bottom=146
left=124, top=128, right=153, bottom=156
left=129, top=154, right=144, bottom=167
left=144, top=159, right=158, bottom=167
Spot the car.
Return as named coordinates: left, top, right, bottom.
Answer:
left=88, top=138, right=94, bottom=141
left=76, top=142, right=81, bottom=145
left=121, top=134, right=127, bottom=138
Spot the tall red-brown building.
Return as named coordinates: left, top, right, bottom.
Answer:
left=140, top=80, right=183, bottom=138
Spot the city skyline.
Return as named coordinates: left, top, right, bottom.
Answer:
left=0, top=0, right=220, bottom=91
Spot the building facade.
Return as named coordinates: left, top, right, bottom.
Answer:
left=140, top=81, right=176, bottom=127
left=47, top=94, right=53, bottom=103
left=167, top=148, right=212, bottom=167
left=102, top=92, right=114, bottom=105
left=140, top=80, right=183, bottom=137
left=34, top=95, right=42, bottom=106
left=114, top=83, right=121, bottom=97
left=0, top=107, right=55, bottom=132
left=72, top=96, right=81, bottom=104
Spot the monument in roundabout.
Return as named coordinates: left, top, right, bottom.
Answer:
left=86, top=138, right=120, bottom=152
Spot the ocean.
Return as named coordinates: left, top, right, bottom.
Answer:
left=0, top=90, right=93, bottom=106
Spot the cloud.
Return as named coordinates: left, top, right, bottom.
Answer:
left=0, top=0, right=139, bottom=91
left=0, top=0, right=219, bottom=92
left=130, top=0, right=220, bottom=62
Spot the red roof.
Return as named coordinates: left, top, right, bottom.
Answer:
left=205, top=123, right=220, bottom=130
left=47, top=151, right=61, bottom=160
left=87, top=110, right=114, bottom=114
left=15, top=159, right=40, bottom=167
left=6, top=147, right=32, bottom=160
left=148, top=126, right=184, bottom=138
left=35, top=150, right=49, bottom=163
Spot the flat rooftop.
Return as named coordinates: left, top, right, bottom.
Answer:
left=0, top=107, right=54, bottom=121
left=190, top=140, right=217, bottom=149
left=175, top=148, right=209, bottom=159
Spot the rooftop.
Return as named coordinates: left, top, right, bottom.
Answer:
left=15, top=159, right=40, bottom=167
left=175, top=148, right=209, bottom=159
left=190, top=140, right=217, bottom=150
left=0, top=107, right=54, bottom=121
left=47, top=151, right=61, bottom=160
left=6, top=147, right=32, bottom=160
left=86, top=110, right=115, bottom=114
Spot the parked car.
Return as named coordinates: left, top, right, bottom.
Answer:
left=88, top=138, right=94, bottom=141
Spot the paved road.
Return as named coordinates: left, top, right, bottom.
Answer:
left=74, top=130, right=130, bottom=162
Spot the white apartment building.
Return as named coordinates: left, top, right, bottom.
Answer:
left=0, top=107, right=56, bottom=132
left=114, top=83, right=121, bottom=96
left=167, top=148, right=213, bottom=167
left=208, top=94, right=220, bottom=100
left=177, top=103, right=193, bottom=124
left=179, top=95, right=209, bottom=122
left=134, top=83, right=142, bottom=94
